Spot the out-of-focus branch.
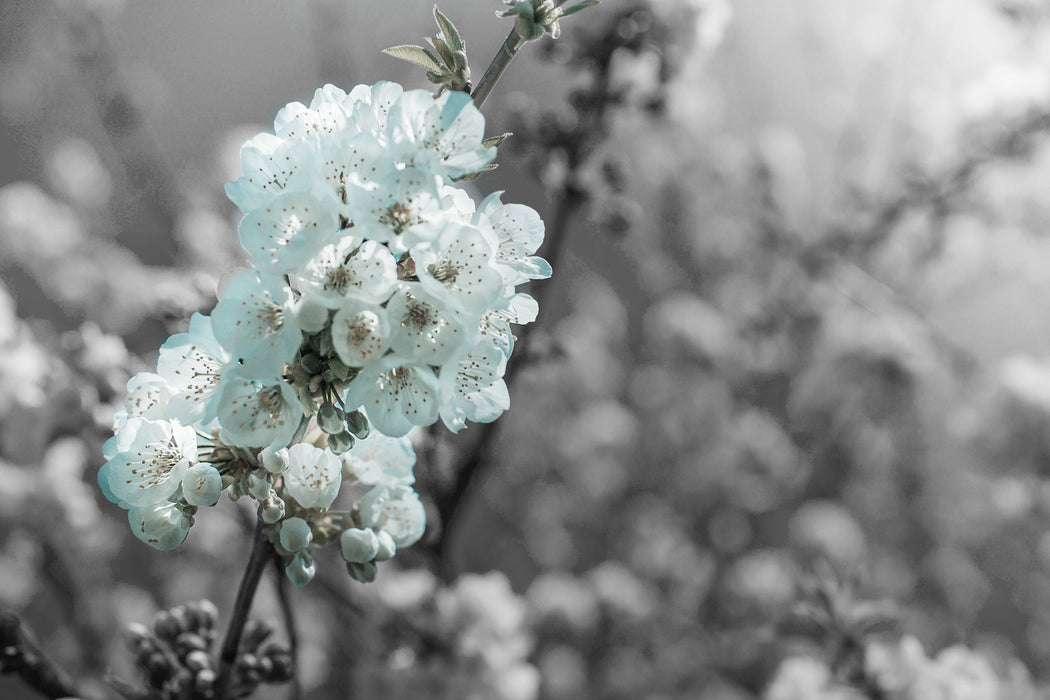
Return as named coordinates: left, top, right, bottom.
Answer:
left=433, top=183, right=583, bottom=576
left=0, top=609, right=79, bottom=700
left=829, top=109, right=1050, bottom=259
left=434, top=28, right=616, bottom=575
left=55, top=2, right=183, bottom=263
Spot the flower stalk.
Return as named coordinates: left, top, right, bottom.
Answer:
left=214, top=519, right=273, bottom=700
left=469, top=28, right=524, bottom=110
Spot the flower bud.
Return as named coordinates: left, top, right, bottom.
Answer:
left=259, top=491, right=286, bottom=524
left=152, top=611, right=180, bottom=641
left=247, top=470, right=272, bottom=500
left=194, top=668, right=217, bottom=697
left=168, top=605, right=191, bottom=633
left=190, top=599, right=219, bottom=632
left=146, top=651, right=175, bottom=685
left=175, top=632, right=208, bottom=656
left=295, top=299, right=329, bottom=333
left=262, top=645, right=294, bottom=683
left=344, top=410, right=370, bottom=439
left=339, top=527, right=379, bottom=563
left=279, top=517, right=313, bottom=552
left=184, top=649, right=211, bottom=672
left=260, top=446, right=290, bottom=474
left=241, top=619, right=276, bottom=653
left=346, top=560, right=377, bottom=583
left=327, top=430, right=354, bottom=455
left=374, top=530, right=397, bottom=562
left=318, top=403, right=345, bottom=434
left=300, top=352, right=324, bottom=375
left=285, top=551, right=316, bottom=588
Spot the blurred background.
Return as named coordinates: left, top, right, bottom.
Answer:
left=5, top=0, right=1050, bottom=698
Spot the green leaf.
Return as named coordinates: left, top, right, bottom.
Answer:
left=425, top=36, right=456, bottom=68
left=482, top=132, right=513, bottom=149
left=382, top=45, right=444, bottom=73
left=433, top=6, right=464, bottom=53
left=559, top=0, right=600, bottom=18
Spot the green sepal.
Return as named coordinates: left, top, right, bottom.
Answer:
left=454, top=163, right=499, bottom=182
left=559, top=0, right=600, bottom=18
left=482, top=132, right=513, bottom=149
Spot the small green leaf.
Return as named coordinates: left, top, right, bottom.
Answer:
left=559, top=0, right=600, bottom=18
left=382, top=45, right=444, bottom=73
left=482, top=132, right=513, bottom=149
left=425, top=35, right=456, bottom=68
left=433, top=6, right=464, bottom=53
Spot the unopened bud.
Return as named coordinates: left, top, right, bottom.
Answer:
left=300, top=353, right=324, bottom=375
left=169, top=605, right=192, bottom=632
left=247, top=470, right=272, bottom=500
left=238, top=652, right=259, bottom=671
left=175, top=632, right=208, bottom=655
left=146, top=651, right=174, bottom=684
left=318, top=403, right=345, bottom=434
left=327, top=430, right=354, bottom=455
left=184, top=649, right=211, bottom=672
left=344, top=410, right=370, bottom=439
left=259, top=491, right=286, bottom=525
left=285, top=551, right=316, bottom=588
left=195, top=668, right=217, bottom=697
left=241, top=619, right=276, bottom=654
left=192, top=600, right=219, bottom=632
left=279, top=517, right=313, bottom=553
left=260, top=446, right=290, bottom=475
left=263, top=645, right=294, bottom=683
left=374, top=530, right=397, bottom=562
left=152, top=611, right=180, bottom=641
left=339, top=527, right=379, bottom=563
left=346, top=560, right=377, bottom=583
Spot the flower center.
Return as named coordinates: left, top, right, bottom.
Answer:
left=381, top=202, right=415, bottom=234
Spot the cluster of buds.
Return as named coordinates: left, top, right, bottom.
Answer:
left=500, top=0, right=600, bottom=40
left=122, top=601, right=291, bottom=699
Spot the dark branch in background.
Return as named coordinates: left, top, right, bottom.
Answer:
left=272, top=556, right=302, bottom=700
left=55, top=2, right=184, bottom=265
left=433, top=20, right=619, bottom=576
left=804, top=107, right=1050, bottom=376
left=827, top=109, right=1050, bottom=261
left=0, top=609, right=79, bottom=700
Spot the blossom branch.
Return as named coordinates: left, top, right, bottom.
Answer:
left=0, top=609, right=79, bottom=700
left=272, top=556, right=302, bottom=700
left=470, top=28, right=525, bottom=110
left=214, top=519, right=272, bottom=700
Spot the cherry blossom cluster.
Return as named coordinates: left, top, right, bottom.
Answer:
left=99, top=82, right=549, bottom=586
